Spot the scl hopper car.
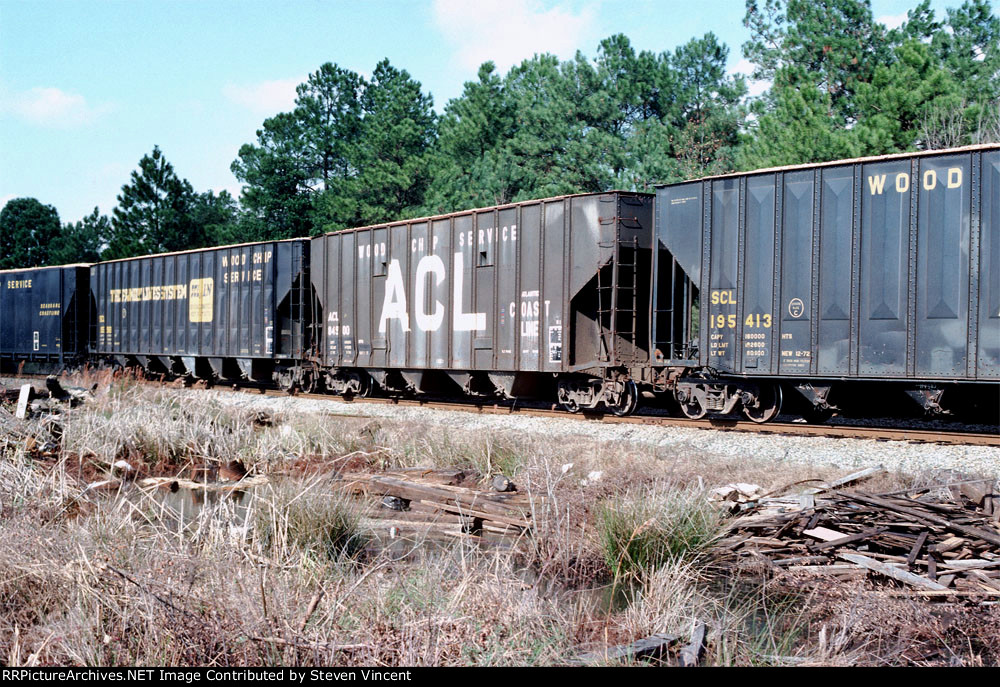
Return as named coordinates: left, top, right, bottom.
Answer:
left=652, top=144, right=1000, bottom=421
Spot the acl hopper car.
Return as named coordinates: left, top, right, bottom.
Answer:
left=654, top=144, right=1000, bottom=421
left=0, top=264, right=90, bottom=373
left=90, top=239, right=312, bottom=384
left=309, top=192, right=656, bottom=414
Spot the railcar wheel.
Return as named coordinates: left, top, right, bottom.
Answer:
left=275, top=369, right=295, bottom=394
left=742, top=384, right=783, bottom=423
left=675, top=384, right=707, bottom=420
left=610, top=380, right=639, bottom=417
left=357, top=374, right=373, bottom=398
left=343, top=372, right=373, bottom=399
left=679, top=397, right=706, bottom=420
left=803, top=406, right=834, bottom=424
left=299, top=369, right=318, bottom=394
left=559, top=398, right=581, bottom=413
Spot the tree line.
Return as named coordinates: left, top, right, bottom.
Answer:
left=3, top=0, right=997, bottom=269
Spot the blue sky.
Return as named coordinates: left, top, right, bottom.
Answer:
left=0, top=0, right=986, bottom=225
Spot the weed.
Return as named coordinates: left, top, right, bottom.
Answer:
left=253, top=479, right=369, bottom=561
left=597, top=484, right=722, bottom=580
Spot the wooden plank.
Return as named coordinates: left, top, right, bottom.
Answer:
left=139, top=475, right=269, bottom=490
left=906, top=531, right=929, bottom=566
left=344, top=473, right=532, bottom=518
left=929, top=536, right=965, bottom=553
left=15, top=384, right=33, bottom=419
left=786, top=564, right=867, bottom=574
left=419, top=500, right=530, bottom=529
left=937, top=559, right=1000, bottom=571
left=575, top=633, right=678, bottom=665
left=813, top=466, right=886, bottom=493
left=813, top=528, right=888, bottom=551
left=803, top=526, right=848, bottom=542
left=745, top=537, right=789, bottom=547
left=969, top=571, right=1000, bottom=592
left=772, top=556, right=830, bottom=566
left=678, top=621, right=706, bottom=667
left=881, top=589, right=1000, bottom=598
left=864, top=553, right=909, bottom=563
left=839, top=553, right=948, bottom=590
left=842, top=493, right=1000, bottom=547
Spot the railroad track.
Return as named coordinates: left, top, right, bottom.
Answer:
left=5, top=373, right=996, bottom=446
left=244, top=387, right=999, bottom=447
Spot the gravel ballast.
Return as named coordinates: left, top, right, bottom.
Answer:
left=206, top=391, right=1000, bottom=479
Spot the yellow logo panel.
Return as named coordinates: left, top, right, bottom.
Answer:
left=189, top=278, right=214, bottom=323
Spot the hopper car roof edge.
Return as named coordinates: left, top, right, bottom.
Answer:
left=0, top=263, right=92, bottom=274
left=319, top=190, right=653, bottom=237
left=656, top=143, right=1000, bottom=187
left=95, top=237, right=307, bottom=265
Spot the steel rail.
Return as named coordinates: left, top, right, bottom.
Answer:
left=249, top=388, right=1000, bottom=447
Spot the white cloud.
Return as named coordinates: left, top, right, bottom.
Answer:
left=745, top=79, right=772, bottom=98
left=727, top=57, right=771, bottom=98
left=729, top=58, right=754, bottom=75
left=3, top=86, right=112, bottom=128
left=432, top=0, right=597, bottom=72
left=222, top=77, right=303, bottom=115
left=877, top=12, right=908, bottom=30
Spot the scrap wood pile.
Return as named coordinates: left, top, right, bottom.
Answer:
left=2, top=377, right=101, bottom=457
left=338, top=467, right=537, bottom=538
left=716, top=467, right=1000, bottom=597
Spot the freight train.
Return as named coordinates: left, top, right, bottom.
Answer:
left=2, top=144, right=997, bottom=423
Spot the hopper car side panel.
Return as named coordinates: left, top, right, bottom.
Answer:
left=979, top=150, right=999, bottom=379
left=0, top=265, right=89, bottom=370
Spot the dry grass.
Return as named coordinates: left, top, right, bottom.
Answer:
left=0, top=376, right=995, bottom=666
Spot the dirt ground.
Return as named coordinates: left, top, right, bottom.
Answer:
left=1, top=373, right=997, bottom=666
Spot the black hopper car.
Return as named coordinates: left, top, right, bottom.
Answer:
left=88, top=239, right=311, bottom=383
left=307, top=192, right=653, bottom=415
left=653, top=144, right=998, bottom=421
left=0, top=264, right=90, bottom=373
left=0, top=145, right=996, bottom=423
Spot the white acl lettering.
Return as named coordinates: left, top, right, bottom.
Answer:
left=415, top=254, right=445, bottom=332
left=453, top=251, right=486, bottom=331
left=377, top=253, right=486, bottom=333
left=378, top=260, right=410, bottom=333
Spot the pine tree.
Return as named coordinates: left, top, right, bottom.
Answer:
left=851, top=40, right=961, bottom=154
left=353, top=60, right=436, bottom=226
left=423, top=62, right=519, bottom=213
left=739, top=65, right=858, bottom=168
left=935, top=0, right=1000, bottom=104
left=0, top=198, right=61, bottom=269
left=51, top=207, right=109, bottom=265
left=105, top=146, right=205, bottom=259
left=670, top=33, right=746, bottom=178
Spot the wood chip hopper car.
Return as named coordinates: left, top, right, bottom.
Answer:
left=2, top=193, right=659, bottom=419
left=0, top=264, right=90, bottom=373
left=88, top=240, right=312, bottom=384
left=652, top=144, right=999, bottom=421
left=309, top=192, right=654, bottom=415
